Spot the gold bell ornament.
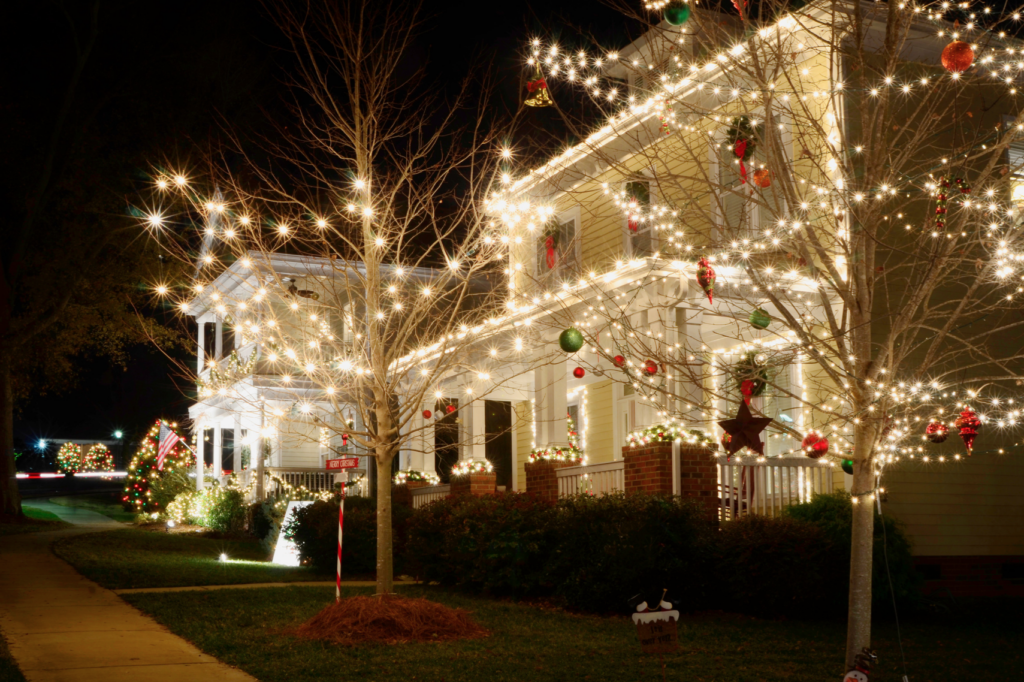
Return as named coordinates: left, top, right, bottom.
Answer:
left=524, top=68, right=553, bottom=108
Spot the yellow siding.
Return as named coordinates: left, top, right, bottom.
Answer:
left=584, top=380, right=614, bottom=463
left=881, top=452, right=1024, bottom=556
left=514, top=400, right=533, bottom=491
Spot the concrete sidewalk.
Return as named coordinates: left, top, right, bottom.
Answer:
left=23, top=500, right=124, bottom=528
left=0, top=523, right=256, bottom=682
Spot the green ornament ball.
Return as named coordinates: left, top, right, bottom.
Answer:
left=749, top=308, right=771, bottom=329
left=558, top=327, right=585, bottom=354
left=663, top=3, right=691, bottom=25
left=841, top=459, right=854, bottom=475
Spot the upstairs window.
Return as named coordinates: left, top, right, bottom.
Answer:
left=536, top=213, right=579, bottom=280
left=624, top=179, right=655, bottom=257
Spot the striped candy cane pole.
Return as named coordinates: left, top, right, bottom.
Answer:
left=335, top=484, right=346, bottom=601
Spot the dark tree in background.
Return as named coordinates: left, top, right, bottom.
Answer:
left=0, top=1, right=275, bottom=515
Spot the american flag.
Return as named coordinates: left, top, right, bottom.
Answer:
left=157, top=422, right=182, bottom=471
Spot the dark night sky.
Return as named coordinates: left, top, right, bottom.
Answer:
left=6, top=0, right=634, bottom=457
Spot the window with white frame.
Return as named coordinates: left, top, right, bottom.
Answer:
left=624, top=179, right=656, bottom=257
left=536, top=211, right=579, bottom=280
left=1009, top=137, right=1024, bottom=208
left=760, top=364, right=796, bottom=457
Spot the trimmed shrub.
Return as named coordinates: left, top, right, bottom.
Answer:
left=165, top=485, right=248, bottom=533
left=784, top=491, right=920, bottom=609
left=717, top=514, right=843, bottom=617
left=149, top=469, right=195, bottom=512
left=405, top=492, right=557, bottom=594
left=286, top=495, right=409, bottom=576
left=550, top=493, right=717, bottom=613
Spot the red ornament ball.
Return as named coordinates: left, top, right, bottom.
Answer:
left=941, top=40, right=974, bottom=73
left=422, top=410, right=432, bottom=420
left=643, top=360, right=658, bottom=376
left=801, top=431, right=829, bottom=459
left=613, top=355, right=626, bottom=368
left=445, top=404, right=456, bottom=414
left=752, top=168, right=771, bottom=188
left=925, top=421, right=948, bottom=444
left=573, top=367, right=585, bottom=379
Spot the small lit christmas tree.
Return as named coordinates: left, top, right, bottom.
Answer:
left=122, top=419, right=193, bottom=513
left=56, top=443, right=82, bottom=473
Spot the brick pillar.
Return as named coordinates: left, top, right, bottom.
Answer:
left=524, top=460, right=576, bottom=502
left=450, top=472, right=496, bottom=497
left=623, top=443, right=718, bottom=521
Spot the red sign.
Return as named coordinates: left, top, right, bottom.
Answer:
left=326, top=457, right=359, bottom=470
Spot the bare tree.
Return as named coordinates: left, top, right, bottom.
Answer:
left=142, top=0, right=520, bottom=595
left=490, top=0, right=1024, bottom=668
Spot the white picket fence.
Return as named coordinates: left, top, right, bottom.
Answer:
left=718, top=457, right=833, bottom=520
left=410, top=484, right=452, bottom=509
left=556, top=460, right=625, bottom=497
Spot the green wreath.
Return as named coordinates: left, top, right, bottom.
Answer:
left=736, top=350, right=769, bottom=397
left=726, top=116, right=757, bottom=161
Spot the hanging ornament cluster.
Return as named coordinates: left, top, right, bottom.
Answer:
left=748, top=308, right=771, bottom=329
left=955, top=408, right=981, bottom=454
left=933, top=176, right=971, bottom=229
left=663, top=2, right=691, bottom=25
left=941, top=40, right=974, bottom=73
left=737, top=351, right=769, bottom=404
left=696, top=257, right=716, bottom=303
left=725, top=116, right=756, bottom=184
left=925, top=421, right=949, bottom=444
left=573, top=367, right=586, bottom=379
left=524, top=67, right=553, bottom=107
left=559, top=327, right=585, bottom=353
left=801, top=431, right=829, bottom=459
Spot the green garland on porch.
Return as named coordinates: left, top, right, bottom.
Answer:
left=197, top=347, right=261, bottom=396
left=626, top=423, right=718, bottom=449
left=529, top=414, right=584, bottom=463
left=451, top=460, right=494, bottom=477
left=393, top=470, right=441, bottom=485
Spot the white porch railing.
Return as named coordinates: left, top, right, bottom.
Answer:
left=718, top=457, right=833, bottom=521
left=411, top=484, right=451, bottom=509
left=265, top=467, right=337, bottom=497
left=556, top=460, right=626, bottom=498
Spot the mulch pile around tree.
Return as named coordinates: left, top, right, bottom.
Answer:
left=294, top=594, right=489, bottom=645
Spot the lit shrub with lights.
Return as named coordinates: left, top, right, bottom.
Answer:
left=165, top=485, right=248, bottom=533
left=56, top=443, right=83, bottom=474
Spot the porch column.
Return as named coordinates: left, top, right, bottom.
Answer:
left=408, top=403, right=428, bottom=471
left=255, top=405, right=266, bottom=500
left=461, top=398, right=487, bottom=461
left=213, top=424, right=223, bottom=481
left=534, top=361, right=568, bottom=449
left=197, top=319, right=206, bottom=374
left=195, top=424, right=206, bottom=490
left=215, top=316, right=223, bottom=360
left=233, top=414, right=242, bottom=474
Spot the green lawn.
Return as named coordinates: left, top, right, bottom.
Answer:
left=54, top=528, right=318, bottom=589
left=0, top=631, right=26, bottom=682
left=22, top=507, right=64, bottom=522
left=123, top=585, right=1023, bottom=682
left=47, top=492, right=138, bottom=522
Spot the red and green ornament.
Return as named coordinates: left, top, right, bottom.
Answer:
left=573, top=367, right=585, bottom=379
left=696, top=257, right=716, bottom=303
left=801, top=431, right=829, bottom=459
left=663, top=2, right=691, bottom=25
left=955, top=408, right=980, bottom=454
left=841, top=459, right=854, bottom=475
left=749, top=308, right=771, bottom=329
left=559, top=327, right=585, bottom=353
left=925, top=421, right=948, bottom=444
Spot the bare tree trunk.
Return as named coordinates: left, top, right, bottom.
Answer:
left=0, top=351, right=21, bottom=516
left=375, top=447, right=394, bottom=595
left=845, top=426, right=876, bottom=667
